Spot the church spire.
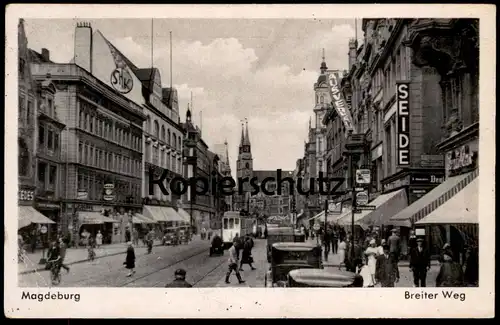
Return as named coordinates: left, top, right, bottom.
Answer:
left=239, top=120, right=245, bottom=147
left=320, top=48, right=328, bottom=74
left=186, top=103, right=192, bottom=123
left=224, top=139, right=230, bottom=166
left=243, top=118, right=251, bottom=146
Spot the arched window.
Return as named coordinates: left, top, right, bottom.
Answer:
left=154, top=120, right=159, bottom=138
left=84, top=113, right=89, bottom=130
left=18, top=138, right=30, bottom=176
left=173, top=135, right=177, bottom=149
left=177, top=135, right=181, bottom=150
left=146, top=116, right=151, bottom=134
left=167, top=130, right=171, bottom=146
left=320, top=95, right=324, bottom=104
left=79, top=110, right=84, bottom=129
left=161, top=125, right=166, bottom=142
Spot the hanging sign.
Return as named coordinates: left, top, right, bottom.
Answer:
left=103, top=184, right=115, bottom=201
left=327, top=71, right=354, bottom=134
left=396, top=81, right=410, bottom=166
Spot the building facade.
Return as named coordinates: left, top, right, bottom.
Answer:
left=30, top=22, right=151, bottom=245
left=182, top=108, right=217, bottom=232
left=213, top=141, right=234, bottom=212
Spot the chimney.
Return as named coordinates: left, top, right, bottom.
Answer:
left=74, top=21, right=93, bottom=73
left=41, top=48, right=50, bottom=62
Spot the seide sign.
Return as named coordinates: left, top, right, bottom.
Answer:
left=396, top=82, right=410, bottom=166
left=328, top=72, right=354, bottom=134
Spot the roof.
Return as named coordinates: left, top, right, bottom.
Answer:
left=317, top=74, right=328, bottom=85
left=28, top=49, right=54, bottom=64
left=134, top=68, right=157, bottom=91
left=288, top=269, right=357, bottom=287
left=272, top=242, right=318, bottom=251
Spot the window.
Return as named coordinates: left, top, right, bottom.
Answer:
left=38, top=162, right=47, bottom=183
left=223, top=218, right=228, bottom=229
left=234, top=218, right=240, bottom=225
left=167, top=130, right=171, bottom=146
left=49, top=165, right=57, bottom=185
left=161, top=126, right=166, bottom=141
left=48, top=98, right=53, bottom=115
left=229, top=218, right=234, bottom=228
left=38, top=126, right=45, bottom=145
left=79, top=110, right=84, bottom=129
left=320, top=95, right=324, bottom=104
left=78, top=142, right=83, bottom=163
left=84, top=113, right=88, bottom=130
left=18, top=138, right=29, bottom=176
left=173, top=136, right=177, bottom=150
left=47, top=129, right=53, bottom=149
left=84, top=144, right=88, bottom=165
left=154, top=120, right=159, bottom=138
left=385, top=124, right=392, bottom=176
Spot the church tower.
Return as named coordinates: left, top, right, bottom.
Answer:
left=236, top=119, right=253, bottom=211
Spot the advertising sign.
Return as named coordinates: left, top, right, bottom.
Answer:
left=103, top=183, right=115, bottom=201
left=356, top=169, right=371, bottom=184
left=446, top=140, right=478, bottom=177
left=396, top=81, right=410, bottom=166
left=327, top=201, right=342, bottom=214
left=110, top=67, right=134, bottom=94
left=19, top=189, right=34, bottom=201
left=327, top=71, right=354, bottom=134
left=356, top=191, right=369, bottom=206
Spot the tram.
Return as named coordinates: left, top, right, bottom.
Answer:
left=221, top=211, right=255, bottom=248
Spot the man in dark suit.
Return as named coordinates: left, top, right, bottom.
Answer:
left=165, top=269, right=193, bottom=288
left=409, top=238, right=431, bottom=287
left=387, top=229, right=401, bottom=263
left=375, top=245, right=400, bottom=287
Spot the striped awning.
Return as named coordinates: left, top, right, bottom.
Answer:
left=389, top=169, right=478, bottom=227
left=143, top=205, right=169, bottom=222
left=18, top=206, right=55, bottom=229
left=163, top=207, right=185, bottom=222
left=337, top=189, right=406, bottom=229
left=132, top=213, right=157, bottom=224
left=309, top=209, right=349, bottom=223
left=78, top=212, right=117, bottom=225
left=177, top=208, right=191, bottom=224
left=415, top=177, right=478, bottom=225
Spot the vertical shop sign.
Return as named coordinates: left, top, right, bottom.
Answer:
left=396, top=81, right=410, bottom=166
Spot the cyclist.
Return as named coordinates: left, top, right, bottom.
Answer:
left=47, top=241, right=62, bottom=284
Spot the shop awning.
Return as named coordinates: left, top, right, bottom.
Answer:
left=18, top=206, right=56, bottom=229
left=359, top=189, right=408, bottom=227
left=78, top=211, right=117, bottom=225
left=309, top=209, right=350, bottom=223
left=177, top=208, right=191, bottom=224
left=143, top=205, right=169, bottom=222
left=415, top=177, right=478, bottom=225
left=132, top=213, right=157, bottom=224
left=163, top=207, right=185, bottom=222
left=337, top=189, right=406, bottom=229
left=389, top=170, right=478, bottom=227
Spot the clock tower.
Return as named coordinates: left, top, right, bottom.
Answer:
left=236, top=119, right=253, bottom=211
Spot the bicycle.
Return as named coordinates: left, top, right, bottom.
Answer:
left=47, top=257, right=62, bottom=285
left=88, top=246, right=96, bottom=261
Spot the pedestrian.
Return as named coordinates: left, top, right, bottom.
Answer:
left=375, top=245, right=400, bottom=287
left=436, top=250, right=464, bottom=287
left=332, top=227, right=339, bottom=254
left=146, top=228, right=154, bottom=254
left=96, top=230, right=103, bottom=248
left=377, top=239, right=387, bottom=255
left=463, top=243, right=478, bottom=286
left=364, top=239, right=379, bottom=285
left=409, top=238, right=431, bottom=287
left=304, top=226, right=309, bottom=241
left=125, top=227, right=131, bottom=243
left=388, top=229, right=401, bottom=263
left=58, top=237, right=70, bottom=273
left=337, top=237, right=347, bottom=270
left=323, top=227, right=332, bottom=260
left=225, top=242, right=245, bottom=284
left=239, top=236, right=256, bottom=271
left=165, top=269, right=193, bottom=288
left=123, top=242, right=136, bottom=277
left=357, top=258, right=374, bottom=287
left=132, top=228, right=139, bottom=247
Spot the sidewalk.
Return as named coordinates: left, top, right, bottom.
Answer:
left=18, top=239, right=164, bottom=275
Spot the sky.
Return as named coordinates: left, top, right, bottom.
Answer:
left=24, top=18, right=363, bottom=175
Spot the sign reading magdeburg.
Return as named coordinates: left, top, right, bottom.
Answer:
left=396, top=81, right=410, bottom=166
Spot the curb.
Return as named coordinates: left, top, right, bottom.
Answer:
left=18, top=243, right=164, bottom=275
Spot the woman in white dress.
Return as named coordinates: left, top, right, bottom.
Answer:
left=356, top=258, right=375, bottom=287
left=337, top=238, right=347, bottom=270
left=96, top=230, right=103, bottom=248
left=364, top=239, right=380, bottom=286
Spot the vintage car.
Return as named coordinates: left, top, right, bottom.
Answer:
left=179, top=229, right=189, bottom=245
left=162, top=227, right=179, bottom=246
left=283, top=269, right=364, bottom=288
left=266, top=227, right=306, bottom=262
left=264, top=242, right=322, bottom=287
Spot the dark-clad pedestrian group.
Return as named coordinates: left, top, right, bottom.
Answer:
left=313, top=223, right=478, bottom=288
